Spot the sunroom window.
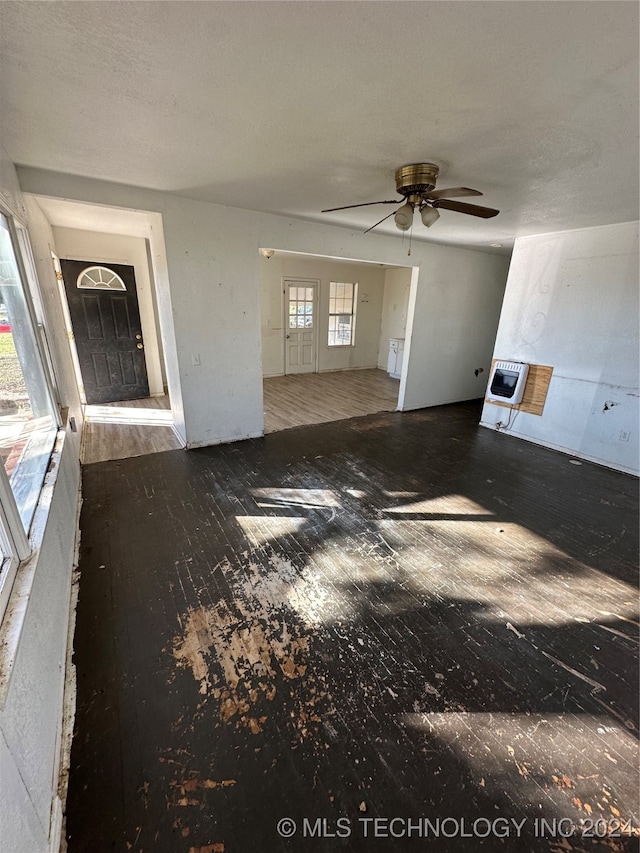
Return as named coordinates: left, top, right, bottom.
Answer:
left=0, top=212, right=58, bottom=531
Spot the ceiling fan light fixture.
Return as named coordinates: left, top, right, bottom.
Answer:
left=394, top=202, right=414, bottom=231
left=320, top=162, right=499, bottom=237
left=260, top=248, right=275, bottom=259
left=420, top=205, right=440, bottom=228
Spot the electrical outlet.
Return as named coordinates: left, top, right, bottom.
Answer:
left=618, top=430, right=630, bottom=443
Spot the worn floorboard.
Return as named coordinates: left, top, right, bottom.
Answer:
left=68, top=403, right=639, bottom=852
left=82, top=395, right=180, bottom=464
left=81, top=370, right=399, bottom=465
left=263, top=369, right=399, bottom=433
left=81, top=420, right=182, bottom=464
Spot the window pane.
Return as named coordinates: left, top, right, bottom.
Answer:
left=0, top=214, right=57, bottom=531
left=328, top=282, right=356, bottom=347
left=78, top=265, right=127, bottom=291
left=0, top=515, right=17, bottom=619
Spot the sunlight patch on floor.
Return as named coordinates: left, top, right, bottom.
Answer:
left=234, top=515, right=307, bottom=547
left=399, top=711, right=639, bottom=837
left=83, top=404, right=173, bottom=426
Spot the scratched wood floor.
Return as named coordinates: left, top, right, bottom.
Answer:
left=68, top=402, right=639, bottom=852
left=81, top=371, right=398, bottom=465
left=263, top=369, right=400, bottom=433
left=82, top=395, right=181, bottom=464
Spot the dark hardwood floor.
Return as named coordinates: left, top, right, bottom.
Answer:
left=68, top=402, right=639, bottom=852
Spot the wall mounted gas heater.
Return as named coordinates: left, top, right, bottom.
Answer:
left=486, top=361, right=530, bottom=405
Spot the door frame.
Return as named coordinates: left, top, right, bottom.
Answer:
left=282, top=277, right=319, bottom=375
left=53, top=252, right=87, bottom=403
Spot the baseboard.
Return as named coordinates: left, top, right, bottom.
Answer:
left=171, top=422, right=187, bottom=447
left=51, top=489, right=83, bottom=853
left=49, top=796, right=63, bottom=853
left=478, top=421, right=639, bottom=476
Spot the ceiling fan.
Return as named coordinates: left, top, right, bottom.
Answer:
left=322, top=163, right=499, bottom=234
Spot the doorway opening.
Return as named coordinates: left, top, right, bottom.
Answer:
left=259, top=248, right=415, bottom=434
left=29, top=195, right=185, bottom=463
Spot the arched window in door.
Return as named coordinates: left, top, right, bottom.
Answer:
left=77, top=266, right=127, bottom=291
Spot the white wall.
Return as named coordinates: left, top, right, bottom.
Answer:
left=51, top=226, right=166, bottom=396
left=259, top=254, right=385, bottom=376
left=401, top=245, right=509, bottom=410
left=17, top=167, right=510, bottom=447
left=0, top=156, right=81, bottom=853
left=0, top=442, right=80, bottom=853
left=480, top=222, right=639, bottom=474
left=377, top=267, right=412, bottom=369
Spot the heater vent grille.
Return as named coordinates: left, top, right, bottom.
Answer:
left=486, top=360, right=529, bottom=405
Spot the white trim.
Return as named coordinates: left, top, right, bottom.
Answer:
left=0, top=457, right=31, bottom=561
left=52, top=252, right=87, bottom=404
left=48, top=796, right=63, bottom=853
left=50, top=493, right=82, bottom=853
left=171, top=421, right=187, bottom=447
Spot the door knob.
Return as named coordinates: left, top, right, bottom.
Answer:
left=286, top=334, right=290, bottom=339
left=136, top=343, right=144, bottom=349
left=135, top=333, right=142, bottom=340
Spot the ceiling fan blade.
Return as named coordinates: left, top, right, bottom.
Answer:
left=433, top=199, right=499, bottom=218
left=321, top=200, right=402, bottom=212
left=363, top=208, right=400, bottom=234
left=425, top=186, right=483, bottom=200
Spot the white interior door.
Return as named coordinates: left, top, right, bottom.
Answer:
left=284, top=280, right=317, bottom=374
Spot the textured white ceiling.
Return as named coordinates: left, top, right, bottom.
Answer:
left=1, top=1, right=638, bottom=252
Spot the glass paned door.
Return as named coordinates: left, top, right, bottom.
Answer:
left=285, top=280, right=317, bottom=374
left=288, top=286, right=315, bottom=328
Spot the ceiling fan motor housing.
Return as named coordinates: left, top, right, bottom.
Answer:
left=395, top=163, right=439, bottom=196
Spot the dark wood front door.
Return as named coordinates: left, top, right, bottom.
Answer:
left=61, top=259, right=150, bottom=404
